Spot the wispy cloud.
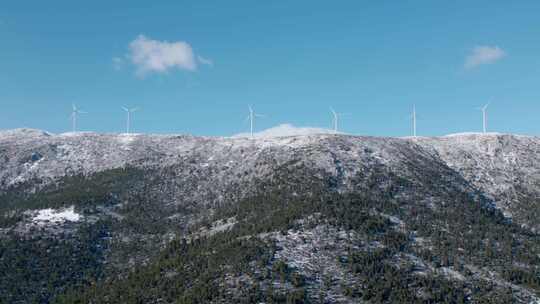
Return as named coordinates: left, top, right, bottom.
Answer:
left=125, top=35, right=204, bottom=76
left=197, top=55, right=213, bottom=67
left=464, top=45, right=506, bottom=69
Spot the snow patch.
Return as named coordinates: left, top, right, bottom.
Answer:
left=439, top=267, right=465, bottom=281
left=232, top=123, right=337, bottom=139
left=444, top=132, right=504, bottom=137
left=118, top=133, right=140, bottom=144
left=0, top=128, right=53, bottom=138
left=59, top=131, right=97, bottom=137
left=32, top=206, right=81, bottom=224
left=195, top=217, right=237, bottom=238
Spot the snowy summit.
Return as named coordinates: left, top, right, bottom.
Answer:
left=232, top=124, right=337, bottom=138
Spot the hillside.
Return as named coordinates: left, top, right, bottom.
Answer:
left=0, top=129, right=539, bottom=303
left=415, top=133, right=540, bottom=232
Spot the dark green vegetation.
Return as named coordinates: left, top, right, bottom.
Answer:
left=0, top=168, right=144, bottom=219
left=1, top=162, right=540, bottom=303
left=0, top=221, right=109, bottom=303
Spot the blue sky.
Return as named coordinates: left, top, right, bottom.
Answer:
left=1, top=1, right=539, bottom=136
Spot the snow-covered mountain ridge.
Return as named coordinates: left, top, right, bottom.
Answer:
left=414, top=133, right=540, bottom=231
left=2, top=128, right=540, bottom=303
left=1, top=128, right=539, bottom=230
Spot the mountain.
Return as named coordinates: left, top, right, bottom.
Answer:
left=0, top=129, right=539, bottom=303
left=415, top=133, right=540, bottom=232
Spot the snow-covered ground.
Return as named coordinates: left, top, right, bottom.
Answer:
left=232, top=123, right=337, bottom=138
left=444, top=132, right=504, bottom=137
left=415, top=133, right=540, bottom=231
left=1, top=128, right=540, bottom=232
left=31, top=206, right=81, bottom=224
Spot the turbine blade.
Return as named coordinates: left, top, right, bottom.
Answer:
left=122, top=106, right=129, bottom=112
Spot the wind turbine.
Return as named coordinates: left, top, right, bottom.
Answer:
left=69, top=104, right=87, bottom=132
left=330, top=107, right=348, bottom=133
left=245, top=105, right=264, bottom=138
left=410, top=104, right=417, bottom=137
left=122, top=106, right=139, bottom=134
left=478, top=103, right=490, bottom=134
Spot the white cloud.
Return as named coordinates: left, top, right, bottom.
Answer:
left=127, top=35, right=198, bottom=76
left=232, top=123, right=338, bottom=138
left=464, top=46, right=506, bottom=69
left=197, top=55, right=213, bottom=67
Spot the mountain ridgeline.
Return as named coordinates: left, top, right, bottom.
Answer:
left=0, top=129, right=539, bottom=303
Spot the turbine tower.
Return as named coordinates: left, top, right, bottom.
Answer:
left=330, top=107, right=348, bottom=133
left=478, top=103, right=490, bottom=134
left=70, top=104, right=86, bottom=132
left=245, top=105, right=264, bottom=138
left=411, top=104, right=417, bottom=137
left=122, top=106, right=139, bottom=134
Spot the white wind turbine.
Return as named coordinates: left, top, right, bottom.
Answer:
left=410, top=104, right=417, bottom=137
left=330, top=107, right=348, bottom=133
left=122, top=106, right=139, bottom=134
left=245, top=105, right=264, bottom=138
left=478, top=103, right=490, bottom=134
left=69, top=104, right=87, bottom=132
